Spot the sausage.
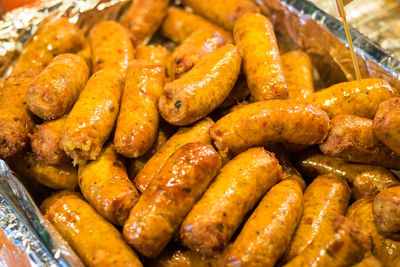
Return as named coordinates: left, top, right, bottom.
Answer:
left=210, top=99, right=330, bottom=155
left=161, top=7, right=232, bottom=43
left=123, top=142, right=222, bottom=258
left=352, top=255, right=382, bottom=267
left=319, top=114, right=400, bottom=170
left=372, top=186, right=400, bottom=233
left=60, top=69, right=124, bottom=164
left=308, top=78, right=397, bottom=119
left=167, top=28, right=231, bottom=80
left=6, top=154, right=77, bottom=190
left=134, top=118, right=213, bottom=192
left=120, top=0, right=169, bottom=47
left=29, top=116, right=69, bottom=166
left=41, top=191, right=143, bottom=267
left=11, top=18, right=85, bottom=78
left=295, top=149, right=400, bottom=200
left=283, top=175, right=351, bottom=262
left=135, top=44, right=170, bottom=74
left=26, top=54, right=89, bottom=120
left=373, top=97, right=400, bottom=156
left=281, top=50, right=314, bottom=100
left=234, top=13, right=288, bottom=102
left=218, top=74, right=250, bottom=111
left=159, top=44, right=241, bottom=126
left=182, top=0, right=259, bottom=30
left=76, top=39, right=92, bottom=71
left=180, top=147, right=282, bottom=256
left=347, top=198, right=400, bottom=266
left=40, top=190, right=82, bottom=214
left=89, top=21, right=134, bottom=74
left=114, top=60, right=165, bottom=158
left=284, top=216, right=371, bottom=267
left=222, top=179, right=303, bottom=266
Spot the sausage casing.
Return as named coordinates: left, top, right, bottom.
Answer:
left=123, top=142, right=222, bottom=258
left=135, top=44, right=170, bottom=76
left=372, top=186, right=400, bottom=233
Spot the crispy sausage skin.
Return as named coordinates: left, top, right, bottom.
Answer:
left=78, top=144, right=139, bottom=226
left=123, top=142, right=222, bottom=258
left=295, top=149, right=400, bottom=200
left=222, top=180, right=303, bottom=266
left=234, top=13, right=288, bottom=102
left=320, top=115, right=400, bottom=170
left=41, top=191, right=143, bottom=267
left=114, top=60, right=165, bottom=158
left=134, top=118, right=213, bottom=192
left=60, top=69, right=124, bottom=164
left=308, top=78, right=397, bottom=119
left=373, top=97, right=400, bottom=156
left=182, top=0, right=259, bottom=30
left=120, top=0, right=169, bottom=47
left=283, top=175, right=351, bottom=262
left=180, top=148, right=282, bottom=256
left=26, top=54, right=89, bottom=120
left=210, top=100, right=330, bottom=155
left=159, top=44, right=241, bottom=126
left=372, top=186, right=400, bottom=233
left=89, top=21, right=134, bottom=74
left=281, top=50, right=314, bottom=100
left=29, top=116, right=69, bottom=166
left=284, top=216, right=371, bottom=267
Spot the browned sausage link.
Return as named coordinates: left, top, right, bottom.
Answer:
left=182, top=0, right=259, bottom=30
left=319, top=114, right=400, bottom=170
left=135, top=44, right=170, bottom=77
left=78, top=144, right=139, bottom=226
left=161, top=7, right=232, bottom=43
left=180, top=147, right=282, bottom=257
left=210, top=99, right=330, bottom=156
left=114, top=60, right=164, bottom=158
left=218, top=74, right=250, bottom=111
left=159, top=44, right=242, bottom=126
left=120, top=0, right=169, bottom=47
left=89, top=21, right=134, bottom=74
left=352, top=255, right=382, bottom=267
left=284, top=216, right=371, bottom=267
left=222, top=180, right=303, bottom=266
left=41, top=191, right=143, bottom=267
left=283, top=175, right=351, bottom=262
left=76, top=39, right=92, bottom=71
left=347, top=198, right=400, bottom=266
left=308, top=78, right=398, bottom=119
left=123, top=142, right=222, bottom=258
left=281, top=50, right=314, bottom=100
left=26, top=54, right=89, bottom=120
left=29, top=116, right=69, bottom=166
left=372, top=186, right=400, bottom=233
left=60, top=69, right=124, bottom=165
left=234, top=13, right=288, bottom=102
left=11, top=18, right=85, bottom=78
left=40, top=190, right=82, bottom=214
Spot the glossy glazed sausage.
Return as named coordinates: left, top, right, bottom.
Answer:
left=123, top=142, right=222, bottom=258
left=134, top=118, right=213, bottom=192
left=308, top=78, right=397, bottom=118
left=159, top=44, right=241, bottom=126
left=210, top=99, right=330, bottom=155
left=284, top=216, right=371, bottom=267
left=281, top=50, right=314, bottom=100
left=234, top=13, right=287, bottom=102
left=218, top=75, right=250, bottom=111
left=78, top=144, right=139, bottom=226
left=89, top=21, right=134, bottom=74
left=41, top=191, right=143, bottom=267
left=373, top=97, right=400, bottom=156
left=283, top=175, right=351, bottom=262
left=29, top=116, right=69, bottom=166
left=222, top=180, right=303, bottom=266
left=76, top=39, right=92, bottom=71
left=135, top=44, right=170, bottom=74
left=180, top=147, right=282, bottom=256
left=320, top=115, right=400, bottom=170
left=120, top=0, right=169, bottom=47
left=182, top=0, right=259, bottom=30
left=372, top=186, right=400, bottom=233
left=26, top=54, right=89, bottom=120
left=114, top=60, right=165, bottom=158
left=60, top=69, right=124, bottom=164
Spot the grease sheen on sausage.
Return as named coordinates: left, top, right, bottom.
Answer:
left=372, top=186, right=400, bottom=233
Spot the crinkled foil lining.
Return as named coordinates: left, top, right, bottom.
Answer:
left=0, top=0, right=400, bottom=266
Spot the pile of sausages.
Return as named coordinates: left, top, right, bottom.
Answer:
left=1, top=0, right=400, bottom=266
